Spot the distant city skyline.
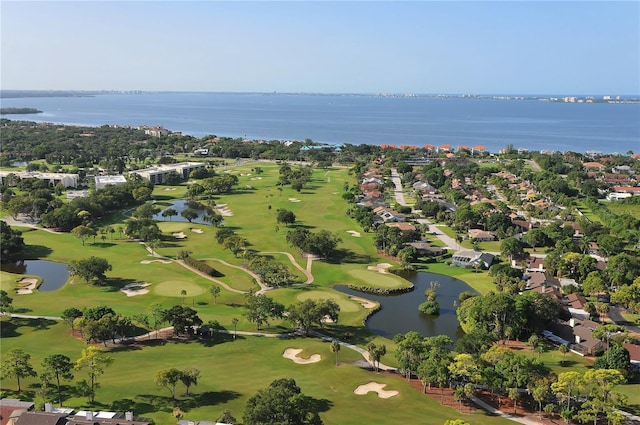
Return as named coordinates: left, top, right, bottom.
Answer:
left=1, top=1, right=639, bottom=95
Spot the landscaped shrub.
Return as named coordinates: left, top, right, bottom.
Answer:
left=183, top=256, right=223, bottom=277
left=347, top=285, right=413, bottom=295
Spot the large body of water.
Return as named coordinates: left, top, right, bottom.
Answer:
left=2, top=92, right=638, bottom=154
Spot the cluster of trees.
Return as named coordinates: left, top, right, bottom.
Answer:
left=285, top=228, right=342, bottom=258
left=278, top=163, right=312, bottom=192
left=391, top=331, right=628, bottom=423
left=249, top=256, right=297, bottom=287
left=243, top=378, right=323, bottom=425
left=67, top=257, right=112, bottom=285
left=287, top=298, right=340, bottom=335
left=1, top=346, right=112, bottom=405
left=155, top=367, right=201, bottom=399
left=456, top=291, right=564, bottom=342
left=63, top=306, right=132, bottom=345
left=6, top=175, right=154, bottom=232
left=243, top=293, right=340, bottom=334
left=0, top=221, right=24, bottom=260
left=419, top=281, right=440, bottom=315
left=373, top=224, right=421, bottom=257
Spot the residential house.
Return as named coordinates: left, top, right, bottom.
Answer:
left=545, top=318, right=604, bottom=356
left=525, top=256, right=545, bottom=272
left=451, top=250, right=495, bottom=268
left=404, top=241, right=446, bottom=256
left=622, top=343, right=640, bottom=370
left=565, top=293, right=590, bottom=319
left=468, top=229, right=496, bottom=241
left=582, top=161, right=606, bottom=172
left=14, top=412, right=67, bottom=425
left=0, top=399, right=34, bottom=425
left=385, top=222, right=416, bottom=232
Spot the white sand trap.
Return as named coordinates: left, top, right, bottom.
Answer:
left=16, top=278, right=38, bottom=294
left=215, top=204, right=234, bottom=216
left=283, top=348, right=321, bottom=364
left=140, top=259, right=172, bottom=264
left=347, top=230, right=361, bottom=237
left=190, top=228, right=203, bottom=234
left=120, top=282, right=150, bottom=297
left=250, top=177, right=263, bottom=180
left=354, top=382, right=398, bottom=399
left=351, top=296, right=376, bottom=309
left=288, top=198, right=301, bottom=202
left=172, top=232, right=187, bottom=239
left=162, top=188, right=177, bottom=191
left=367, top=263, right=393, bottom=273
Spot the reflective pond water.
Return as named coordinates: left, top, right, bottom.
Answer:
left=153, top=199, right=215, bottom=225
left=1, top=259, right=70, bottom=292
left=336, top=271, right=477, bottom=341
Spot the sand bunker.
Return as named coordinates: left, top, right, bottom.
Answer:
left=140, top=259, right=172, bottom=264
left=215, top=204, right=234, bottom=216
left=15, top=278, right=38, bottom=295
left=346, top=230, right=361, bottom=237
left=350, top=296, right=376, bottom=309
left=163, top=188, right=177, bottom=191
left=250, top=177, right=263, bottom=180
left=120, top=282, right=150, bottom=297
left=172, top=232, right=187, bottom=239
left=283, top=348, right=321, bottom=364
left=354, top=382, right=398, bottom=399
left=190, top=228, right=203, bottom=234
left=288, top=198, right=301, bottom=202
left=367, top=263, right=393, bottom=273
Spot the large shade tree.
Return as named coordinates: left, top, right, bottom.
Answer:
left=0, top=220, right=24, bottom=260
left=243, top=378, right=323, bottom=425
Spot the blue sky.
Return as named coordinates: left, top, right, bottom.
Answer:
left=1, top=1, right=638, bottom=94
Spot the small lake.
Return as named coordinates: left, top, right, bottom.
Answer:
left=153, top=200, right=215, bottom=225
left=1, top=260, right=70, bottom=292
left=336, top=272, right=477, bottom=341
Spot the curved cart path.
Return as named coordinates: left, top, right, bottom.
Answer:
left=261, top=251, right=314, bottom=284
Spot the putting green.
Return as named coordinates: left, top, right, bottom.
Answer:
left=153, top=280, right=206, bottom=297
left=296, top=290, right=359, bottom=312
left=347, top=269, right=406, bottom=288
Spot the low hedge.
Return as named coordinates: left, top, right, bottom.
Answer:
left=184, top=256, right=223, bottom=277
left=347, top=285, right=414, bottom=296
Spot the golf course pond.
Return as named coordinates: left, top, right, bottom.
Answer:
left=1, top=259, right=70, bottom=292
left=336, top=271, right=477, bottom=341
left=153, top=199, right=215, bottom=224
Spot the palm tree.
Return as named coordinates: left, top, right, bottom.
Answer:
left=209, top=285, right=221, bottom=304
left=180, top=289, right=187, bottom=304
left=231, top=317, right=239, bottom=340
left=558, top=344, right=569, bottom=365
left=330, top=340, right=341, bottom=366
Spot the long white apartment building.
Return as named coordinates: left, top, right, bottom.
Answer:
left=94, top=175, right=128, bottom=190
left=0, top=171, right=79, bottom=188
left=133, top=162, right=205, bottom=184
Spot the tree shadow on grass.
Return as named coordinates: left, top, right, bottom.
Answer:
left=104, top=278, right=140, bottom=292
left=19, top=244, right=53, bottom=259
left=327, top=249, right=374, bottom=265
left=137, top=390, right=241, bottom=413
left=307, top=396, right=333, bottom=414
left=317, top=324, right=377, bottom=346
left=0, top=317, right=58, bottom=337
left=94, top=243, right=117, bottom=249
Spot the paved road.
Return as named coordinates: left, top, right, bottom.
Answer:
left=416, top=218, right=458, bottom=251
left=390, top=169, right=408, bottom=206
left=608, top=306, right=640, bottom=334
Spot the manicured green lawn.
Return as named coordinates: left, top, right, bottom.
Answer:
left=0, top=318, right=514, bottom=425
left=606, top=202, right=640, bottom=220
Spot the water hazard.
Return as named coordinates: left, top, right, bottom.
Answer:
left=336, top=271, right=477, bottom=341
left=1, top=259, right=70, bottom=292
